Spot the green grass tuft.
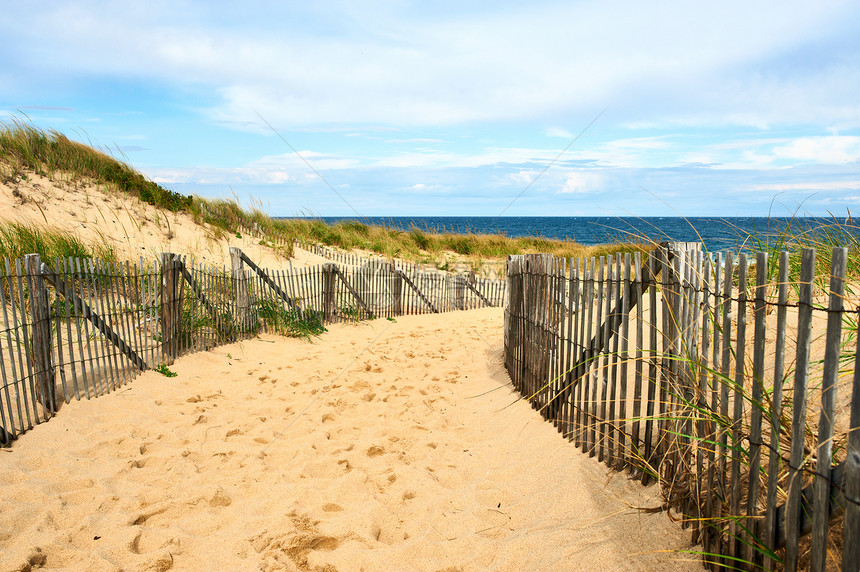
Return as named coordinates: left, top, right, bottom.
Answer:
left=0, top=220, right=115, bottom=262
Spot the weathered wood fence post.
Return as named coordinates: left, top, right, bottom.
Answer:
left=454, top=275, right=466, bottom=310
left=160, top=253, right=180, bottom=365
left=323, top=263, right=336, bottom=323
left=230, top=247, right=250, bottom=332
left=391, top=261, right=403, bottom=316
left=24, top=254, right=56, bottom=415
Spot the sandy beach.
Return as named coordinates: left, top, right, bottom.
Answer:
left=0, top=307, right=701, bottom=571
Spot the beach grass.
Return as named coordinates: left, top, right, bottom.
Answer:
left=0, top=220, right=116, bottom=263
left=190, top=198, right=655, bottom=264
left=0, top=117, right=191, bottom=212
left=725, top=211, right=860, bottom=282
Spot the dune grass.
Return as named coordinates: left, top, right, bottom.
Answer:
left=190, top=198, right=655, bottom=264
left=0, top=118, right=191, bottom=212
left=726, top=211, right=860, bottom=283
left=0, top=220, right=115, bottom=263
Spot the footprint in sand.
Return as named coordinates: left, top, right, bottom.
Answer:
left=17, top=548, right=47, bottom=569
left=128, top=458, right=150, bottom=469
left=366, top=445, right=385, bottom=457
left=250, top=513, right=340, bottom=570
left=336, top=459, right=352, bottom=472
left=208, top=487, right=232, bottom=507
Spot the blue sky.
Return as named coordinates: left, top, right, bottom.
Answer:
left=2, top=1, right=860, bottom=217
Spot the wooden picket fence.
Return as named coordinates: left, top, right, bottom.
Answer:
left=294, top=240, right=423, bottom=272
left=0, top=248, right=505, bottom=446
left=231, top=222, right=423, bottom=272
left=504, top=243, right=860, bottom=571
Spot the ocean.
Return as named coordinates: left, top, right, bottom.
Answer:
left=278, top=216, right=856, bottom=253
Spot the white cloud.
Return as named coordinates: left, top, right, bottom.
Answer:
left=263, top=171, right=290, bottom=184
left=386, top=138, right=444, bottom=144
left=5, top=1, right=859, bottom=128
left=545, top=127, right=573, bottom=139
left=507, top=170, right=538, bottom=186
left=747, top=180, right=860, bottom=192
left=771, top=136, right=860, bottom=164
left=558, top=172, right=605, bottom=194
left=408, top=183, right=447, bottom=193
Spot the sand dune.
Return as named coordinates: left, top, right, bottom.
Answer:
left=0, top=308, right=701, bottom=571
left=0, top=168, right=314, bottom=268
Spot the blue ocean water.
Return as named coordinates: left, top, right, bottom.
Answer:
left=280, top=216, right=856, bottom=253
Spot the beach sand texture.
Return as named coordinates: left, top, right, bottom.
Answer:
left=0, top=308, right=701, bottom=571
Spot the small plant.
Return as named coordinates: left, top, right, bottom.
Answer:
left=155, top=364, right=177, bottom=377
left=339, top=304, right=362, bottom=323
left=257, top=300, right=326, bottom=340
left=235, top=231, right=242, bottom=239
left=226, top=353, right=232, bottom=359
left=387, top=317, right=397, bottom=322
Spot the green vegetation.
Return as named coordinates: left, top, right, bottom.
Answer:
left=733, top=211, right=860, bottom=281
left=257, top=300, right=327, bottom=340
left=155, top=364, right=177, bottom=377
left=190, top=201, right=654, bottom=264
left=0, top=220, right=115, bottom=262
left=0, top=118, right=191, bottom=211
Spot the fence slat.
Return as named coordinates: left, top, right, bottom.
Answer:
left=716, top=250, right=734, bottom=551
left=74, top=258, right=100, bottom=396
left=63, top=259, right=84, bottom=400
left=90, top=258, right=118, bottom=391
left=13, top=258, right=38, bottom=427
left=53, top=259, right=73, bottom=403
left=760, top=251, right=789, bottom=568
left=844, top=298, right=860, bottom=571
left=102, top=260, right=127, bottom=386
left=810, top=247, right=847, bottom=572
left=703, top=252, right=722, bottom=555
left=642, top=253, right=658, bottom=485
left=784, top=248, right=816, bottom=572
left=25, top=254, right=56, bottom=415
left=728, top=253, right=749, bottom=559
left=567, top=259, right=580, bottom=443
left=744, top=252, right=768, bottom=566
left=0, top=262, right=22, bottom=440
left=631, top=252, right=643, bottom=471
left=695, top=252, right=711, bottom=547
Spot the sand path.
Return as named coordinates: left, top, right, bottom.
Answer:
left=0, top=308, right=701, bottom=571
